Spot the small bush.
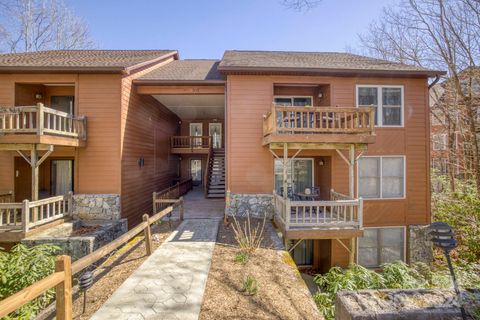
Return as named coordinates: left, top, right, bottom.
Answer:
left=231, top=212, right=266, bottom=254
left=242, top=274, right=258, bottom=295
left=0, top=243, right=60, bottom=319
left=234, top=251, right=249, bottom=264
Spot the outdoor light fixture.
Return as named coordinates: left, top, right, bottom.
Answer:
left=79, top=271, right=93, bottom=314
left=137, top=157, right=145, bottom=168
left=428, top=221, right=467, bottom=320
left=34, top=93, right=43, bottom=100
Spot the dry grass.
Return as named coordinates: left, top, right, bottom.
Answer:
left=71, top=220, right=180, bottom=319
left=199, top=218, right=322, bottom=320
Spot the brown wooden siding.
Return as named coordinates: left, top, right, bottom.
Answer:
left=120, top=57, right=181, bottom=227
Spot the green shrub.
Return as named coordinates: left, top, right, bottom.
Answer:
left=313, top=261, right=480, bottom=320
left=234, top=251, right=249, bottom=264
left=242, top=274, right=258, bottom=295
left=0, top=243, right=60, bottom=319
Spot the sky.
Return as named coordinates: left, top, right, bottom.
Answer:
left=67, top=0, right=397, bottom=59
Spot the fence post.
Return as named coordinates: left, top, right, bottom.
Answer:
left=37, top=103, right=44, bottom=135
left=142, top=214, right=152, bottom=256
left=152, top=192, right=157, bottom=214
left=21, top=199, right=29, bottom=232
left=55, top=255, right=72, bottom=320
left=285, top=198, right=291, bottom=230
left=179, top=196, right=184, bottom=221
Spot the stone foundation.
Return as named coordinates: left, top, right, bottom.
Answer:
left=335, top=289, right=480, bottom=320
left=73, top=194, right=121, bottom=220
left=408, top=224, right=433, bottom=264
left=226, top=193, right=274, bottom=218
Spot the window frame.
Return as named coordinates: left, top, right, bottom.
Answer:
left=273, top=157, right=315, bottom=193
left=357, top=226, right=407, bottom=268
left=273, top=95, right=314, bottom=107
left=356, top=85, right=404, bottom=127
left=357, top=155, right=406, bottom=200
left=432, top=133, right=447, bottom=151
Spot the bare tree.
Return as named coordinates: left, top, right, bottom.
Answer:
left=359, top=0, right=480, bottom=193
left=0, top=0, right=94, bottom=52
left=280, top=0, right=321, bottom=11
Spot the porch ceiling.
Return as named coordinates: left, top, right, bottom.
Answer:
left=153, top=94, right=224, bottom=119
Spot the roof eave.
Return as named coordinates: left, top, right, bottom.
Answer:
left=0, top=66, right=126, bottom=74
left=123, top=51, right=179, bottom=75
left=133, top=79, right=226, bottom=85
left=217, top=66, right=447, bottom=77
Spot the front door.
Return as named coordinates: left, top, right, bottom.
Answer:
left=190, top=123, right=203, bottom=147
left=14, top=157, right=31, bottom=201
left=190, top=159, right=202, bottom=186
left=209, top=123, right=222, bottom=148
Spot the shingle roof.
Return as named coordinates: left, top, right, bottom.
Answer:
left=0, top=50, right=178, bottom=73
left=137, top=60, right=224, bottom=82
left=219, top=50, right=444, bottom=76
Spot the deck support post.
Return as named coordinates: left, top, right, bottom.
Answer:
left=349, top=144, right=355, bottom=199
left=283, top=143, right=288, bottom=200
left=349, top=237, right=356, bottom=265
left=31, top=145, right=38, bottom=202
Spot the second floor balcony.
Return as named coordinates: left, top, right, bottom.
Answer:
left=263, top=105, right=376, bottom=146
left=170, top=135, right=212, bottom=154
left=0, top=104, right=87, bottom=147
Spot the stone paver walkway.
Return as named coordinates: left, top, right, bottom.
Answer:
left=90, top=218, right=219, bottom=320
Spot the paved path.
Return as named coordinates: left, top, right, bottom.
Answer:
left=169, top=187, right=224, bottom=220
left=90, top=218, right=219, bottom=320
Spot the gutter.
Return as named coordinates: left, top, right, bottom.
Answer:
left=132, top=79, right=226, bottom=85
left=428, top=74, right=442, bottom=89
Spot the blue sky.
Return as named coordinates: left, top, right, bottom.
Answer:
left=68, top=0, right=396, bottom=59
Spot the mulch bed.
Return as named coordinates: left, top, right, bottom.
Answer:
left=199, top=218, right=322, bottom=320
left=70, top=220, right=181, bottom=319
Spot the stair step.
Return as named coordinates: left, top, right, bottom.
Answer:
left=207, top=194, right=225, bottom=198
left=209, top=185, right=225, bottom=189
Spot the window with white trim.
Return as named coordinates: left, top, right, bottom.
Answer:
left=358, top=156, right=405, bottom=199
left=432, top=134, right=447, bottom=151
left=357, top=86, right=403, bottom=126
left=358, top=227, right=405, bottom=268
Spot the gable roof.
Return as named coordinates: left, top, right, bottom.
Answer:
left=218, top=50, right=445, bottom=77
left=0, top=50, right=178, bottom=74
left=136, top=59, right=224, bottom=83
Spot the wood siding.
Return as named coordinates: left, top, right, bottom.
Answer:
left=120, top=57, right=181, bottom=227
left=227, top=75, right=431, bottom=267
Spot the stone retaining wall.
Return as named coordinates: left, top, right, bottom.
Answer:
left=226, top=193, right=274, bottom=218
left=408, top=224, right=433, bottom=264
left=335, top=289, right=480, bottom=320
left=73, top=194, right=121, bottom=220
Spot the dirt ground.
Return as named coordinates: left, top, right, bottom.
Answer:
left=71, top=220, right=181, bottom=319
left=199, top=218, right=322, bottom=320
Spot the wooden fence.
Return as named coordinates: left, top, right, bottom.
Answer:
left=152, top=178, right=192, bottom=215
left=0, top=191, right=14, bottom=203
left=0, top=203, right=178, bottom=320
left=0, top=193, right=72, bottom=232
left=263, top=105, right=375, bottom=136
left=0, top=104, right=87, bottom=140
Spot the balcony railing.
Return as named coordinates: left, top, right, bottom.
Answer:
left=0, top=193, right=72, bottom=233
left=0, top=104, right=87, bottom=140
left=273, top=189, right=363, bottom=231
left=171, top=136, right=212, bottom=150
left=263, top=105, right=375, bottom=136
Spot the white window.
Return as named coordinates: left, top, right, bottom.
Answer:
left=357, top=86, right=403, bottom=127
left=358, top=156, right=405, bottom=199
left=274, top=96, right=313, bottom=107
left=358, top=227, right=405, bottom=268
left=432, top=134, right=447, bottom=151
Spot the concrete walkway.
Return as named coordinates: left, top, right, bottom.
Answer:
left=90, top=218, right=219, bottom=320
left=170, top=187, right=225, bottom=220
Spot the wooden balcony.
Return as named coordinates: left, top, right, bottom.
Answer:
left=0, top=193, right=72, bottom=242
left=263, top=105, right=376, bottom=147
left=170, top=136, right=212, bottom=154
left=0, top=104, right=87, bottom=147
left=273, top=190, right=363, bottom=239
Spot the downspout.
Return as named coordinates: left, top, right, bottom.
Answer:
left=428, top=74, right=441, bottom=89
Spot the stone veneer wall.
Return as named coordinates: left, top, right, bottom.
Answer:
left=226, top=193, right=275, bottom=218
left=408, top=224, right=433, bottom=264
left=73, top=194, right=121, bottom=220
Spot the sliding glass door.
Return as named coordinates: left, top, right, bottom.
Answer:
left=274, top=158, right=313, bottom=194
left=51, top=160, right=73, bottom=196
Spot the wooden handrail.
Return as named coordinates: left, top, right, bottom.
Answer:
left=152, top=178, right=192, bottom=215
left=171, top=135, right=211, bottom=149
left=0, top=203, right=180, bottom=320
left=204, top=145, right=213, bottom=198
left=0, top=103, right=87, bottom=140
left=263, top=105, right=375, bottom=136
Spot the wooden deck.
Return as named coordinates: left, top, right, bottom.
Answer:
left=170, top=135, right=211, bottom=154
left=263, top=105, right=376, bottom=146
left=0, top=104, right=87, bottom=147
left=273, top=191, right=363, bottom=239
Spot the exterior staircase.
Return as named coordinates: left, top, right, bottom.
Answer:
left=206, top=148, right=225, bottom=198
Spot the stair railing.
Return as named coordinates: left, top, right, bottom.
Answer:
left=204, top=138, right=213, bottom=198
